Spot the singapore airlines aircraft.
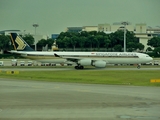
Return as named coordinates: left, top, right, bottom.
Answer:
left=9, top=33, right=153, bottom=69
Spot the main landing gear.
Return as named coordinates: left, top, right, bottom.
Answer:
left=75, top=65, right=84, bottom=69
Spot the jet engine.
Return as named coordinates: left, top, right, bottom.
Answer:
left=78, top=59, right=92, bottom=66
left=93, top=60, right=106, bottom=68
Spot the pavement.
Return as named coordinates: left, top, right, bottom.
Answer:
left=1, top=67, right=160, bottom=71
left=0, top=78, right=160, bottom=120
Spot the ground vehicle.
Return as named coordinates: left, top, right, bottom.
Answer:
left=27, top=61, right=33, bottom=66
left=0, top=61, right=4, bottom=66
left=154, top=60, right=159, bottom=65
left=41, top=63, right=56, bottom=66
left=11, top=59, right=17, bottom=66
left=20, top=61, right=25, bottom=66
left=41, top=63, right=45, bottom=66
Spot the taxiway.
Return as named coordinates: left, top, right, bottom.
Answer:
left=0, top=78, right=160, bottom=120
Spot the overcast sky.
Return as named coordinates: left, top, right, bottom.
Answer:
left=0, top=0, right=160, bottom=35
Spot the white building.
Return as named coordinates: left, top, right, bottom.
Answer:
left=82, top=26, right=98, bottom=31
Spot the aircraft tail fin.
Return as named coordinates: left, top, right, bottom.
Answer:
left=10, top=33, right=34, bottom=51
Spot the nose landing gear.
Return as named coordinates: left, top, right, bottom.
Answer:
left=137, top=64, right=141, bottom=69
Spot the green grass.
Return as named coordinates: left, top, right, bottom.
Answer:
left=0, top=70, right=160, bottom=86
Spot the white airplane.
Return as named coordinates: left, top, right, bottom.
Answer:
left=9, top=33, right=153, bottom=69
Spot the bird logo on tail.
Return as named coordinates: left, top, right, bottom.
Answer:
left=15, top=36, right=26, bottom=50
left=10, top=33, right=34, bottom=51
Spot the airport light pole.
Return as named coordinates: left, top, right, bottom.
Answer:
left=32, top=23, right=39, bottom=51
left=121, top=22, right=129, bottom=52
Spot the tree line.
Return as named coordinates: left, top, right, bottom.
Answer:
left=56, top=30, right=144, bottom=52
left=147, top=36, right=160, bottom=57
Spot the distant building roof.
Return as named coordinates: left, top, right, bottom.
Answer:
left=66, top=27, right=83, bottom=32
left=0, top=30, right=21, bottom=34
left=67, top=27, right=83, bottom=30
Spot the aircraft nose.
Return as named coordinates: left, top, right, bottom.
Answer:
left=148, top=57, right=153, bottom=62
left=150, top=57, right=153, bottom=61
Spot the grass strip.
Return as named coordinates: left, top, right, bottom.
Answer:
left=0, top=70, right=160, bottom=86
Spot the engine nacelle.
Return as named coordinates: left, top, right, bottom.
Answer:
left=93, top=60, right=106, bottom=68
left=78, top=59, right=92, bottom=66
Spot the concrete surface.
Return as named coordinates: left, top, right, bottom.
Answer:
left=1, top=67, right=160, bottom=71
left=0, top=78, right=160, bottom=120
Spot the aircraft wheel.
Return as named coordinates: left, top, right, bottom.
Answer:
left=137, top=65, right=141, bottom=69
left=75, top=66, right=79, bottom=69
left=79, top=66, right=84, bottom=69
left=75, top=65, right=84, bottom=69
